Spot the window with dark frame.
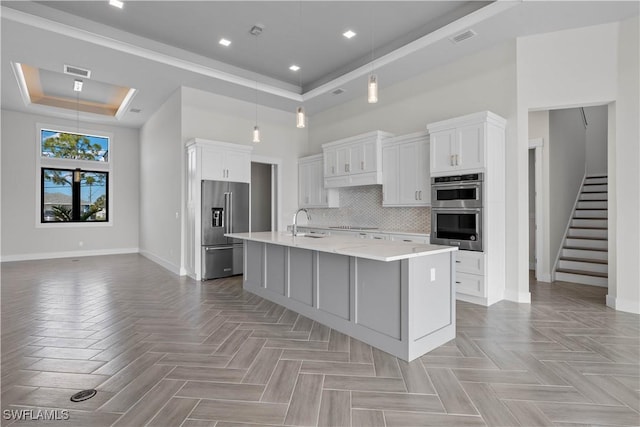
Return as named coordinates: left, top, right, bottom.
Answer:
left=39, top=129, right=110, bottom=223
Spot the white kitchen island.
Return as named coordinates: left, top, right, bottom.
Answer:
left=226, top=231, right=457, bottom=361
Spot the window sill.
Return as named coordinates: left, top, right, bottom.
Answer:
left=36, top=221, right=113, bottom=229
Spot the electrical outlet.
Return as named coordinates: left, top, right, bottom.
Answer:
left=430, top=268, right=436, bottom=281
left=78, top=241, right=84, bottom=247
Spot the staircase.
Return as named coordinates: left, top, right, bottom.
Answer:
left=556, top=175, right=608, bottom=287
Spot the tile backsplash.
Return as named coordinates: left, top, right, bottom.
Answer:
left=307, top=185, right=431, bottom=233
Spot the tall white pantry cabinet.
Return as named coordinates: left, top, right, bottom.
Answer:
left=428, top=111, right=507, bottom=306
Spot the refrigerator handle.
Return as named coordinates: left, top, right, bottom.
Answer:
left=224, top=192, right=230, bottom=234
left=229, top=192, right=233, bottom=233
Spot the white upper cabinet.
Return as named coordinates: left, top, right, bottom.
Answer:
left=383, top=132, right=430, bottom=207
left=187, top=138, right=252, bottom=183
left=298, top=154, right=338, bottom=208
left=322, top=131, right=393, bottom=188
left=427, top=112, right=505, bottom=176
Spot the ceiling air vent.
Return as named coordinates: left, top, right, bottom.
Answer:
left=332, top=88, right=345, bottom=95
left=130, top=108, right=142, bottom=113
left=64, top=64, right=91, bottom=79
left=449, top=29, right=477, bottom=44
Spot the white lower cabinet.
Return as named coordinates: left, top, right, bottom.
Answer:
left=454, top=250, right=485, bottom=300
left=455, top=272, right=485, bottom=298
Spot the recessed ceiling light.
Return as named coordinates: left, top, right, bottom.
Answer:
left=343, top=30, right=356, bottom=39
left=73, top=79, right=83, bottom=92
left=289, top=65, right=300, bottom=72
left=219, top=38, right=231, bottom=47
left=109, top=0, right=124, bottom=9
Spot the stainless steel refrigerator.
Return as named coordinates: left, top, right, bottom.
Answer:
left=201, top=180, right=249, bottom=280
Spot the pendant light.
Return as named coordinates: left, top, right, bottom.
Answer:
left=251, top=25, right=262, bottom=143
left=296, top=106, right=305, bottom=128
left=252, top=79, right=260, bottom=143
left=367, top=8, right=378, bottom=104
left=295, top=1, right=306, bottom=128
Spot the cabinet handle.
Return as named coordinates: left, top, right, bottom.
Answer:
left=415, top=191, right=418, bottom=200
left=419, top=190, right=422, bottom=200
left=450, top=155, right=454, bottom=166
left=455, top=154, right=459, bottom=166
left=361, top=160, right=364, bottom=170
left=331, top=166, right=335, bottom=174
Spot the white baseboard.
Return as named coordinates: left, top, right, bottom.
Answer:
left=0, top=247, right=139, bottom=262
left=504, top=289, right=532, bottom=304
left=606, top=295, right=640, bottom=314
left=139, top=250, right=181, bottom=276
left=537, top=272, right=552, bottom=283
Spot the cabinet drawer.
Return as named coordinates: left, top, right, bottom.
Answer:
left=368, top=233, right=389, bottom=241
left=455, top=250, right=484, bottom=275
left=455, top=272, right=484, bottom=297
left=389, top=234, right=429, bottom=244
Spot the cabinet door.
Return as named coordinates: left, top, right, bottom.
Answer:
left=309, top=160, right=324, bottom=206
left=352, top=140, right=377, bottom=174
left=298, top=162, right=311, bottom=207
left=430, top=130, right=455, bottom=174
left=225, top=150, right=251, bottom=182
left=398, top=142, right=420, bottom=204
left=324, top=148, right=338, bottom=177
left=456, top=124, right=484, bottom=171
left=416, top=140, right=431, bottom=204
left=382, top=145, right=399, bottom=205
left=336, top=146, right=351, bottom=175
left=201, top=148, right=225, bottom=180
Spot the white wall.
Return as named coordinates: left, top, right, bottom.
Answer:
left=308, top=41, right=522, bottom=302
left=610, top=16, right=640, bottom=313
left=584, top=105, right=608, bottom=175
left=180, top=87, right=306, bottom=232
left=0, top=109, right=140, bottom=260
left=528, top=111, right=551, bottom=280
left=517, top=19, right=639, bottom=313
left=548, top=108, right=586, bottom=269
left=139, top=90, right=183, bottom=273
left=528, top=150, right=535, bottom=269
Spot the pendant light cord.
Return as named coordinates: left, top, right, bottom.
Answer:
left=371, top=7, right=375, bottom=73
left=255, top=34, right=258, bottom=127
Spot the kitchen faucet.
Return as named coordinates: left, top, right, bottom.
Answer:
left=292, top=208, right=311, bottom=237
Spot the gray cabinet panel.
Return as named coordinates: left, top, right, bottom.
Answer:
left=410, top=253, right=451, bottom=339
left=289, top=247, right=313, bottom=306
left=245, top=241, right=264, bottom=288
left=355, top=259, right=402, bottom=339
left=265, top=245, right=287, bottom=296
left=317, top=252, right=350, bottom=320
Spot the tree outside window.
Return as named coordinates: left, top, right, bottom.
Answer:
left=40, top=130, right=110, bottom=223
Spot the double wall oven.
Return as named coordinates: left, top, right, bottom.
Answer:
left=430, top=173, right=483, bottom=251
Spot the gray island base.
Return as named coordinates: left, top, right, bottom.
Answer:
left=226, top=232, right=457, bottom=362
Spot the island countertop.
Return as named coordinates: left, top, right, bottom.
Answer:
left=226, top=231, right=456, bottom=262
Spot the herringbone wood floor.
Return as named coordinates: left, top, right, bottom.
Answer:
left=1, top=254, right=639, bottom=426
